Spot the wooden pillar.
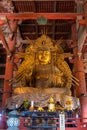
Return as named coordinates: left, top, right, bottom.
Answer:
left=72, top=23, right=87, bottom=121
left=78, top=1, right=87, bottom=122
left=71, top=23, right=86, bottom=97
left=73, top=53, right=86, bottom=96
left=2, top=55, right=14, bottom=107
left=2, top=20, right=18, bottom=107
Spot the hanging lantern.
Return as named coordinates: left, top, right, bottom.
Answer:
left=7, top=110, right=20, bottom=130
left=36, top=16, right=47, bottom=25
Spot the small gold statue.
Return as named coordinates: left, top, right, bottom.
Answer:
left=37, top=106, right=44, bottom=111
left=65, top=100, right=73, bottom=111
left=48, top=97, right=56, bottom=112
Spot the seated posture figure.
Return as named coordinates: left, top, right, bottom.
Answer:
left=6, top=35, right=79, bottom=109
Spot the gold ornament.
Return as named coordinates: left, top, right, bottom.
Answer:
left=37, top=106, right=44, bottom=111
left=48, top=97, right=56, bottom=112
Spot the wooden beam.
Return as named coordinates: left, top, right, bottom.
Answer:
left=21, top=23, right=73, bottom=26
left=22, top=32, right=69, bottom=35
left=78, top=19, right=86, bottom=25
left=17, top=39, right=72, bottom=44
left=0, top=13, right=83, bottom=20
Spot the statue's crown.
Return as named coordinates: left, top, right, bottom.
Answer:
left=25, top=34, right=63, bottom=54
left=27, top=34, right=58, bottom=52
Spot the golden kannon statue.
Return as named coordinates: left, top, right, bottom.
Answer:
left=6, top=35, right=79, bottom=109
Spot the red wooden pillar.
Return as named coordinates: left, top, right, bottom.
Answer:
left=2, top=20, right=18, bottom=107
left=78, top=1, right=87, bottom=122
left=71, top=23, right=87, bottom=121
left=73, top=56, right=86, bottom=96
left=2, top=55, right=14, bottom=107
left=71, top=23, right=86, bottom=96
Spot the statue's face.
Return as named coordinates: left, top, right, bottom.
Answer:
left=38, top=50, right=51, bottom=64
